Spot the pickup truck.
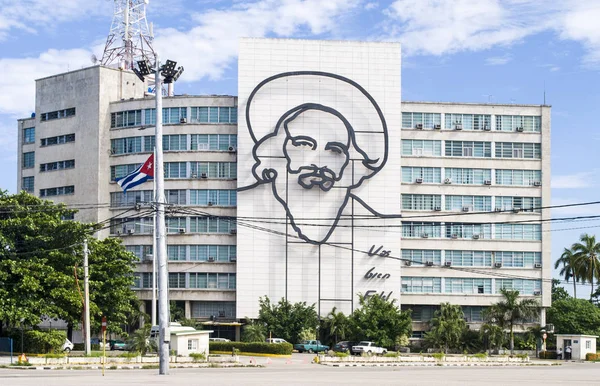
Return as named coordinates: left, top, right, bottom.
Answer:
left=351, top=341, right=387, bottom=355
left=293, top=340, right=329, bottom=353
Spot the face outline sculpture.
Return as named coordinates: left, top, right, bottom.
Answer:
left=241, top=72, right=389, bottom=245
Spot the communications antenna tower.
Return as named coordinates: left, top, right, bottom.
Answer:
left=101, top=0, right=155, bottom=69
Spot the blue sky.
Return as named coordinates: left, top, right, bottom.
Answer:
left=1, top=0, right=600, bottom=295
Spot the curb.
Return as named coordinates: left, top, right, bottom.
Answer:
left=211, top=351, right=292, bottom=358
left=321, top=362, right=555, bottom=367
left=2, top=363, right=261, bottom=371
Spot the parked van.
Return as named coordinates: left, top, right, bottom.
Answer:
left=266, top=338, right=288, bottom=344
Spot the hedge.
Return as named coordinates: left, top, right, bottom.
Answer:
left=586, top=353, right=598, bottom=361
left=539, top=351, right=558, bottom=359
left=209, top=342, right=293, bottom=355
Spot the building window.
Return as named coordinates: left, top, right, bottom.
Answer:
left=495, top=279, right=541, bottom=295
left=40, top=133, right=75, bottom=147
left=495, top=224, right=542, bottom=240
left=190, top=134, right=238, bottom=151
left=495, top=142, right=541, bottom=159
left=445, top=278, right=492, bottom=294
left=495, top=196, right=541, bottom=213
left=401, top=112, right=441, bottom=129
left=401, top=277, right=442, bottom=293
left=22, top=177, right=34, bottom=193
left=22, top=152, right=35, bottom=169
left=445, top=223, right=492, bottom=239
left=190, top=217, right=236, bottom=234
left=444, top=168, right=491, bottom=185
left=166, top=190, right=187, bottom=205
left=188, top=273, right=236, bottom=289
left=401, top=140, right=442, bottom=156
left=401, top=194, right=441, bottom=211
left=39, top=159, right=75, bottom=172
left=167, top=245, right=187, bottom=261
left=111, top=137, right=142, bottom=154
left=495, top=169, right=541, bottom=186
left=190, top=106, right=238, bottom=124
left=109, top=217, right=153, bottom=235
left=190, top=245, right=236, bottom=262
left=144, top=108, right=190, bottom=125
left=40, top=107, right=75, bottom=122
left=188, top=339, right=199, bottom=351
left=462, top=306, right=486, bottom=322
left=111, top=110, right=142, bottom=128
left=133, top=272, right=154, bottom=289
left=125, top=245, right=153, bottom=261
left=191, top=301, right=236, bottom=318
left=586, top=341, right=591, bottom=349
left=168, top=273, right=186, bottom=288
left=445, top=250, right=493, bottom=267
left=110, top=190, right=153, bottom=207
left=23, top=127, right=35, bottom=144
left=402, top=167, right=441, bottom=184
left=190, top=162, right=237, bottom=179
left=402, top=305, right=438, bottom=322
left=166, top=217, right=187, bottom=234
left=445, top=114, right=491, bottom=130
left=496, top=115, right=541, bottom=132
left=164, top=162, right=187, bottom=179
left=445, top=195, right=492, bottom=212
left=190, top=190, right=237, bottom=206
left=495, top=251, right=541, bottom=268
left=445, top=141, right=492, bottom=157
left=401, top=249, right=441, bottom=265
left=164, top=135, right=187, bottom=151
left=402, top=222, right=442, bottom=238
left=110, top=164, right=141, bottom=181
left=39, top=185, right=75, bottom=197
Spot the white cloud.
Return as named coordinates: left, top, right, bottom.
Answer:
left=485, top=54, right=511, bottom=65
left=558, top=1, right=600, bottom=67
left=365, top=2, right=378, bottom=10
left=552, top=172, right=596, bottom=189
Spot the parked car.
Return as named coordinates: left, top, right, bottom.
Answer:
left=109, top=339, right=129, bottom=351
left=62, top=339, right=74, bottom=353
left=293, top=340, right=329, bottom=353
left=351, top=341, right=387, bottom=355
left=266, top=338, right=288, bottom=344
left=90, top=338, right=110, bottom=349
left=209, top=337, right=231, bottom=342
left=333, top=341, right=357, bottom=353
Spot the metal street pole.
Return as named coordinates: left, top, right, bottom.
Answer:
left=84, top=239, right=91, bottom=356
left=152, top=209, right=157, bottom=327
left=155, top=53, right=170, bottom=375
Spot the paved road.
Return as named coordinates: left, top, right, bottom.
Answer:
left=2, top=360, right=600, bottom=386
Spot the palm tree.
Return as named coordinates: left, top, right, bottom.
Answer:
left=555, top=247, right=579, bottom=298
left=425, top=303, right=466, bottom=354
left=480, top=323, right=505, bottom=354
left=571, top=234, right=600, bottom=299
left=324, top=307, right=349, bottom=344
left=241, top=319, right=266, bottom=342
left=127, top=324, right=154, bottom=355
left=487, top=288, right=540, bottom=354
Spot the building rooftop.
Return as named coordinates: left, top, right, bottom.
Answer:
left=402, top=101, right=551, bottom=108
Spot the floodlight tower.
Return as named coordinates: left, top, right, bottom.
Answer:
left=101, top=0, right=155, bottom=69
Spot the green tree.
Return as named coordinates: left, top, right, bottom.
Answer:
left=555, top=247, right=579, bottom=298
left=349, top=294, right=411, bottom=349
left=241, top=319, right=266, bottom=342
left=324, top=307, right=350, bottom=344
left=552, top=279, right=571, bottom=302
left=258, top=296, right=319, bottom=343
left=486, top=288, right=540, bottom=354
left=480, top=323, right=505, bottom=353
left=547, top=297, right=600, bottom=336
left=127, top=324, right=155, bottom=355
left=571, top=234, right=600, bottom=299
left=424, top=303, right=466, bottom=353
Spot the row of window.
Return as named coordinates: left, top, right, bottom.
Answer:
left=402, top=140, right=541, bottom=159
left=39, top=185, right=74, bottom=197
left=111, top=106, right=238, bottom=128
left=401, top=277, right=542, bottom=295
left=39, top=159, right=75, bottom=172
left=111, top=134, right=237, bottom=154
left=110, top=189, right=237, bottom=207
left=134, top=272, right=236, bottom=290
left=402, top=222, right=542, bottom=240
left=40, top=133, right=75, bottom=147
left=402, top=112, right=541, bottom=132
left=402, top=305, right=487, bottom=323
left=110, top=216, right=236, bottom=235
left=402, top=194, right=541, bottom=212
left=402, top=167, right=542, bottom=186
left=110, top=162, right=237, bottom=181
left=40, top=107, right=76, bottom=122
left=126, top=244, right=236, bottom=262
left=401, top=249, right=542, bottom=268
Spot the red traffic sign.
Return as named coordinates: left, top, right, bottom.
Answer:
left=101, top=316, right=107, bottom=333
left=543, top=333, right=548, bottom=340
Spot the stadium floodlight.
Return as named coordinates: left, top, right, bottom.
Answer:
left=161, top=59, right=184, bottom=84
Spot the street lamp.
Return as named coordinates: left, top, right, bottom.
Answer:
left=134, top=55, right=184, bottom=376
left=20, top=318, right=24, bottom=354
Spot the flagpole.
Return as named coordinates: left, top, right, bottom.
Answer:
left=151, top=145, right=157, bottom=327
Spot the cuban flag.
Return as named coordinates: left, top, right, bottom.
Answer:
left=116, top=154, right=154, bottom=192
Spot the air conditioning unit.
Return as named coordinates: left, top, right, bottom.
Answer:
left=421, top=233, right=429, bottom=238
left=495, top=207, right=503, bottom=212
left=455, top=123, right=463, bottom=130
left=180, top=118, right=187, bottom=124
left=116, top=230, right=122, bottom=236
left=230, top=256, right=237, bottom=262
left=494, top=262, right=502, bottom=268
left=127, top=229, right=135, bottom=235
left=426, top=261, right=434, bottom=267
left=415, top=123, right=423, bottom=130
left=434, top=206, right=442, bottom=211
left=533, top=181, right=542, bottom=186
left=462, top=206, right=470, bottom=212
left=484, top=180, right=492, bottom=185
left=533, top=290, right=542, bottom=296
left=516, top=126, right=524, bottom=132
left=404, top=261, right=412, bottom=266
left=483, top=125, right=491, bottom=131
left=444, top=261, right=452, bottom=267
left=472, top=234, right=480, bottom=240
left=534, top=263, right=542, bottom=268
left=444, top=178, right=452, bottom=184
left=415, top=178, right=423, bottom=184
left=191, top=173, right=198, bottom=178
left=207, top=256, right=215, bottom=262
left=451, top=234, right=458, bottom=239
left=207, top=201, right=214, bottom=206
left=230, top=229, right=237, bottom=235
left=434, top=124, right=441, bottom=130
left=228, top=146, right=236, bottom=152
left=200, top=173, right=208, bottom=179
left=179, top=228, right=186, bottom=234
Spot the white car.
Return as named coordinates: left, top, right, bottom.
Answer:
left=62, top=339, right=74, bottom=352
left=351, top=341, right=387, bottom=355
left=209, top=337, right=231, bottom=342
left=266, top=338, right=288, bottom=344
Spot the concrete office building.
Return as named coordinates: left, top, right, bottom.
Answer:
left=17, top=38, right=550, bottom=340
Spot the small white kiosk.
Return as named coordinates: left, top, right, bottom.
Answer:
left=555, top=334, right=598, bottom=360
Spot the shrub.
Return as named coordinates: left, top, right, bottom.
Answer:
left=432, top=352, right=445, bottom=361
left=334, top=351, right=349, bottom=358
left=190, top=352, right=206, bottom=361
left=516, top=354, right=529, bottom=359
left=118, top=352, right=139, bottom=358
left=384, top=352, right=399, bottom=358
left=73, top=343, right=84, bottom=351
left=472, top=353, right=487, bottom=359
left=539, top=351, right=558, bottom=359
left=586, top=353, right=598, bottom=361
left=209, top=342, right=293, bottom=355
